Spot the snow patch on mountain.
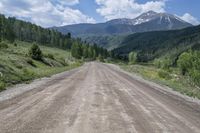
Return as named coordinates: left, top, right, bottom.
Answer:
left=107, top=11, right=191, bottom=27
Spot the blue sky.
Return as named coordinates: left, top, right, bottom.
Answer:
left=0, top=0, right=199, bottom=27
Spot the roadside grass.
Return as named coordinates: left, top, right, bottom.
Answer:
left=121, top=64, right=200, bottom=99
left=0, top=41, right=82, bottom=91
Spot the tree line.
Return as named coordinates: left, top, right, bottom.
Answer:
left=0, top=14, right=111, bottom=60
left=112, top=25, right=200, bottom=62
left=0, top=14, right=72, bottom=49
left=127, top=49, right=200, bottom=87
left=71, top=41, right=109, bottom=60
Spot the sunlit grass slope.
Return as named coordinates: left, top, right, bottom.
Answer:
left=0, top=41, right=81, bottom=90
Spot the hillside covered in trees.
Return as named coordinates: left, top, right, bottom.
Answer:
left=0, top=14, right=72, bottom=49
left=119, top=25, right=200, bottom=91
left=0, top=14, right=110, bottom=90
left=112, top=25, right=200, bottom=62
left=79, top=35, right=125, bottom=50
left=0, top=14, right=109, bottom=60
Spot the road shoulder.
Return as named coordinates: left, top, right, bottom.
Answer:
left=105, top=63, right=200, bottom=106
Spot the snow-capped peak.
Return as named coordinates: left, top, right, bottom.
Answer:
left=140, top=11, right=158, bottom=17
left=130, top=11, right=158, bottom=25
left=106, top=11, right=192, bottom=27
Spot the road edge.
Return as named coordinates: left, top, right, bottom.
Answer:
left=0, top=65, right=83, bottom=102
left=105, top=63, right=200, bottom=106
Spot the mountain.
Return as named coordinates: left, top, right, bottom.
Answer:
left=107, top=11, right=188, bottom=27
left=53, top=11, right=192, bottom=37
left=112, top=25, right=200, bottom=62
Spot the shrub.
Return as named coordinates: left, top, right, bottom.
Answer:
left=189, top=70, right=200, bottom=86
left=0, top=42, right=8, bottom=49
left=177, top=52, right=193, bottom=75
left=14, top=43, right=17, bottom=47
left=46, top=54, right=54, bottom=60
left=176, top=51, right=200, bottom=87
left=0, top=81, right=6, bottom=91
left=154, top=59, right=162, bottom=68
left=162, top=58, right=172, bottom=70
left=158, top=70, right=171, bottom=80
left=98, top=55, right=104, bottom=62
left=29, top=44, right=43, bottom=61
left=129, top=51, right=137, bottom=64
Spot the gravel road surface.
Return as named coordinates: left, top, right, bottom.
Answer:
left=0, top=62, right=200, bottom=133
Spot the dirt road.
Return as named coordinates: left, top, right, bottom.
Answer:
left=0, top=62, right=200, bottom=133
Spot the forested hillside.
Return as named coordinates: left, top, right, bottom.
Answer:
left=0, top=14, right=110, bottom=90
left=80, top=35, right=125, bottom=50
left=113, top=25, right=200, bottom=62
left=115, top=25, right=200, bottom=93
left=0, top=14, right=109, bottom=60
left=0, top=14, right=73, bottom=49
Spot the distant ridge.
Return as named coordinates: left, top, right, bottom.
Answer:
left=53, top=11, right=192, bottom=36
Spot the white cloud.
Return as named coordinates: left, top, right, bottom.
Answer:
left=180, top=13, right=199, bottom=25
left=58, top=0, right=79, bottom=6
left=96, top=0, right=166, bottom=20
left=0, top=0, right=95, bottom=27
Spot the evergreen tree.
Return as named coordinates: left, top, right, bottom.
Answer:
left=71, top=42, right=82, bottom=59
left=6, top=23, right=15, bottom=43
left=88, top=46, right=94, bottom=59
left=29, top=44, right=43, bottom=61
left=82, top=45, right=89, bottom=58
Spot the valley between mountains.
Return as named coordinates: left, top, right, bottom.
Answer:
left=1, top=7, right=200, bottom=133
